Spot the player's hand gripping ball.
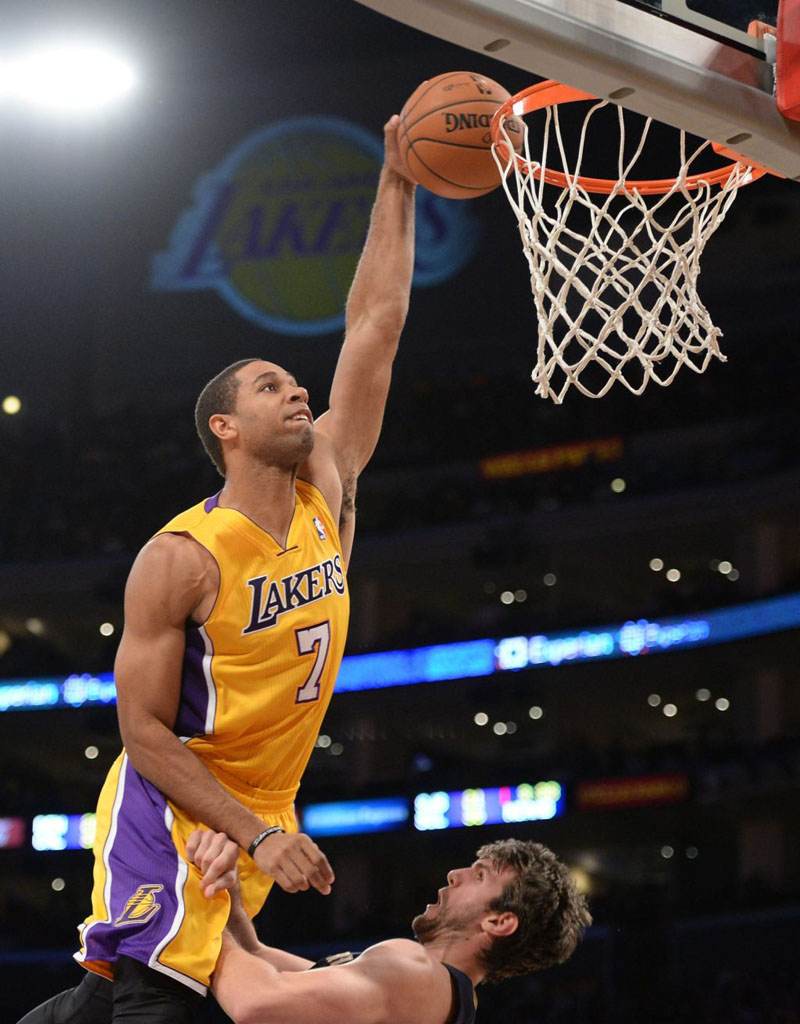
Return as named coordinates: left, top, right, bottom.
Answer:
left=398, top=71, right=524, bottom=199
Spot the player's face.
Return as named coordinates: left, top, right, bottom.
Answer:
left=232, top=360, right=314, bottom=463
left=411, top=858, right=514, bottom=944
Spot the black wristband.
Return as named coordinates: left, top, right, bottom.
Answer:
left=247, top=825, right=285, bottom=858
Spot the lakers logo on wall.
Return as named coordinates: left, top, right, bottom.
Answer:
left=151, top=117, right=479, bottom=335
left=114, top=884, right=164, bottom=926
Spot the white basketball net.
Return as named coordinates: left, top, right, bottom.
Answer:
left=492, top=99, right=758, bottom=403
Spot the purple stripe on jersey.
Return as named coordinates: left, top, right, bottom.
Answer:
left=82, top=758, right=185, bottom=971
left=173, top=625, right=214, bottom=738
left=203, top=491, right=221, bottom=512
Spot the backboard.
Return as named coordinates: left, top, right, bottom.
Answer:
left=354, top=0, right=800, bottom=178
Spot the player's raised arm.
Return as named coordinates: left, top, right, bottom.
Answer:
left=307, top=115, right=416, bottom=547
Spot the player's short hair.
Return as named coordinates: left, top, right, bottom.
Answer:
left=195, top=359, right=260, bottom=477
left=477, top=839, right=591, bottom=983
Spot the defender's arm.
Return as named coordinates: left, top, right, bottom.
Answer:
left=212, top=936, right=446, bottom=1024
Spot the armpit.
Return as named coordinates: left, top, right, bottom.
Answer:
left=339, top=472, right=357, bottom=530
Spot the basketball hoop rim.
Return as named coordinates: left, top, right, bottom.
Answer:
left=490, top=80, right=771, bottom=194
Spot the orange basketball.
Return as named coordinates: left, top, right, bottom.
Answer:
left=398, top=71, right=524, bottom=199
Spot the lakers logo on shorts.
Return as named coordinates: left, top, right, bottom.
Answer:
left=114, top=884, right=164, bottom=926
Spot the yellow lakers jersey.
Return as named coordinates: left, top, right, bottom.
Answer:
left=156, top=478, right=350, bottom=803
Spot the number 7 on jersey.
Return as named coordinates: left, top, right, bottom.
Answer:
left=294, top=621, right=331, bottom=703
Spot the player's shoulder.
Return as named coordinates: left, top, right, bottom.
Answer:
left=125, top=531, right=218, bottom=625
left=354, top=940, right=456, bottom=1024
left=129, top=529, right=215, bottom=591
left=357, top=938, right=438, bottom=974
left=365, top=938, right=427, bottom=957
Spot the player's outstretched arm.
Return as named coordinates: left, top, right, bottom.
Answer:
left=307, top=116, right=416, bottom=559
left=212, top=935, right=444, bottom=1024
left=116, top=538, right=334, bottom=897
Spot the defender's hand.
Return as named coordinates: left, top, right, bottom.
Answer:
left=253, top=831, right=335, bottom=895
left=186, top=829, right=240, bottom=899
left=383, top=114, right=416, bottom=186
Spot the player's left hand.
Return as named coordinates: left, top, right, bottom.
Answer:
left=383, top=114, right=416, bottom=186
left=186, top=829, right=240, bottom=899
left=252, top=830, right=335, bottom=896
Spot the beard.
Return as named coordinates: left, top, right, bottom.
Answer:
left=411, top=910, right=439, bottom=943
left=412, top=901, right=480, bottom=945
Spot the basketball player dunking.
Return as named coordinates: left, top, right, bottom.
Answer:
left=18, top=115, right=418, bottom=1024
left=186, top=829, right=591, bottom=1024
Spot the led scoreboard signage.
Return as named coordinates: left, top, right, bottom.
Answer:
left=414, top=782, right=564, bottom=831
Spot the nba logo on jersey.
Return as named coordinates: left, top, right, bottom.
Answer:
left=114, top=884, right=164, bottom=926
left=313, top=516, right=326, bottom=540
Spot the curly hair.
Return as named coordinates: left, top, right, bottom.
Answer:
left=194, top=359, right=261, bottom=477
left=476, top=839, right=591, bottom=983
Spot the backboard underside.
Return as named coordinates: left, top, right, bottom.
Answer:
left=355, top=0, right=800, bottom=179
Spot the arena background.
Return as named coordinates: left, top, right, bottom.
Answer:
left=2, top=1, right=799, bottom=1020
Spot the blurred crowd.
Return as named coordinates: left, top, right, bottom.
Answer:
left=1, top=337, right=797, bottom=566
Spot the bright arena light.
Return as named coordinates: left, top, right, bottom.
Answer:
left=1, top=43, right=136, bottom=113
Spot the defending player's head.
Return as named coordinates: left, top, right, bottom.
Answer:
left=476, top=838, right=591, bottom=981
left=195, top=358, right=260, bottom=477
left=412, top=839, right=591, bottom=983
